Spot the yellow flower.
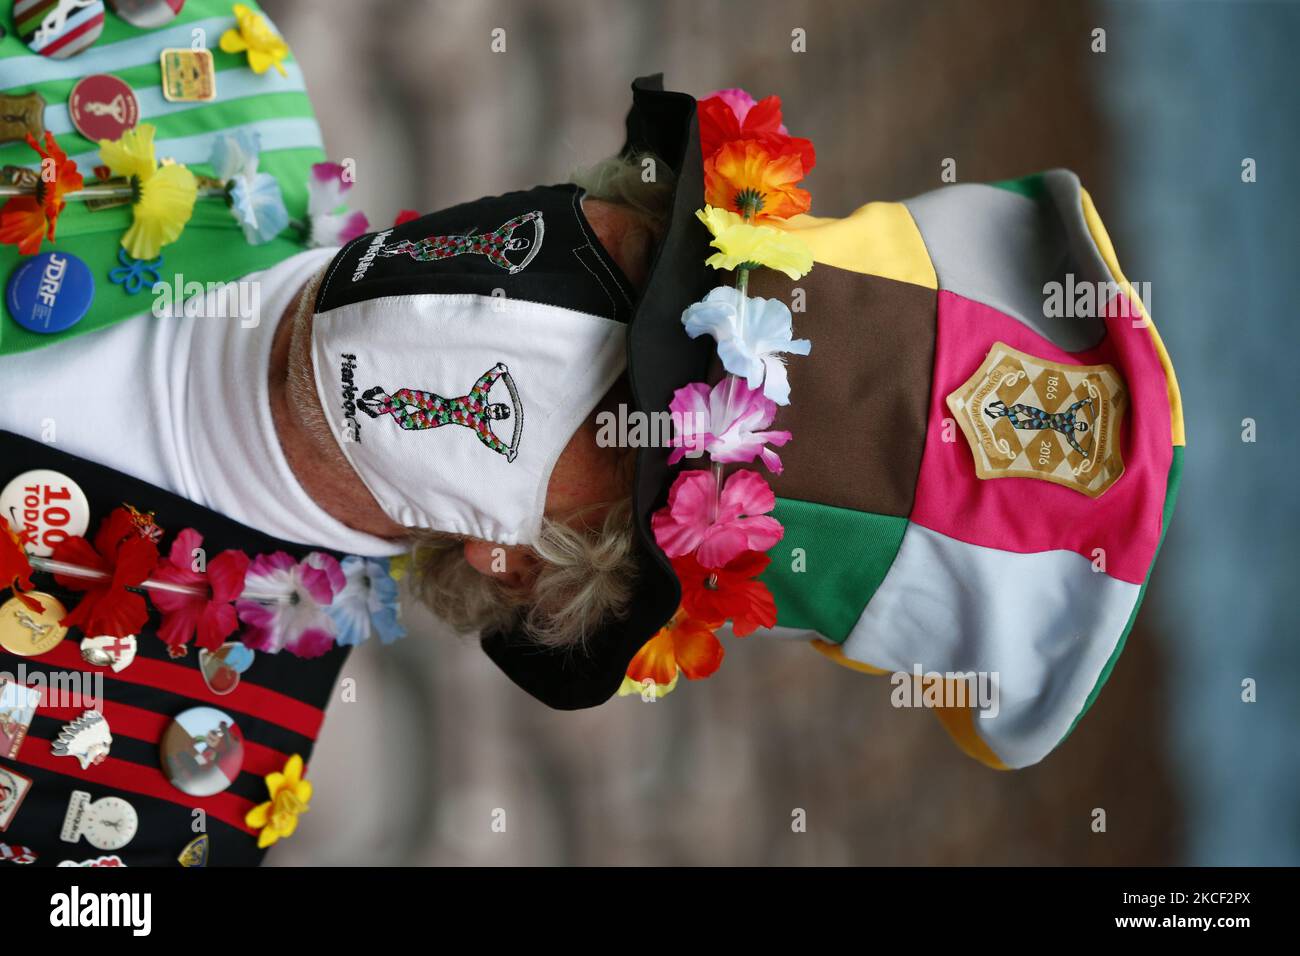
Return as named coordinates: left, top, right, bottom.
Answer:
left=220, top=4, right=290, bottom=77
left=99, top=124, right=198, bottom=259
left=99, top=124, right=160, bottom=182
left=245, top=753, right=313, bottom=849
left=124, top=163, right=197, bottom=259
left=617, top=671, right=680, bottom=700
left=695, top=205, right=814, bottom=279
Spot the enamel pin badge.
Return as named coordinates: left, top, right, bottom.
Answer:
left=80, top=634, right=137, bottom=672
left=51, top=710, right=113, bottom=769
left=0, top=91, right=46, bottom=144
left=61, top=790, right=138, bottom=851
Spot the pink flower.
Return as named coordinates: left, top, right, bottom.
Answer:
left=652, top=469, right=783, bottom=569
left=151, top=529, right=250, bottom=651
left=236, top=551, right=344, bottom=658
left=668, top=377, right=792, bottom=474
left=306, top=162, right=369, bottom=248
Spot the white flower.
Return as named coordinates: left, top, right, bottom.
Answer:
left=681, top=287, right=811, bottom=405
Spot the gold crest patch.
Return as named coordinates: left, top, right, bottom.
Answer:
left=946, top=342, right=1126, bottom=498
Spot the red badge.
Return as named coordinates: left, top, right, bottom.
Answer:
left=68, top=73, right=140, bottom=142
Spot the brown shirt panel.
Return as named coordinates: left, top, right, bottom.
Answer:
left=745, top=265, right=937, bottom=517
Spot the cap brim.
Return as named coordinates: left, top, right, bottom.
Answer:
left=480, top=74, right=716, bottom=709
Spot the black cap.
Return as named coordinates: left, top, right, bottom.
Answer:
left=479, top=74, right=716, bottom=708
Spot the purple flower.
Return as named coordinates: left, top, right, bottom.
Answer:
left=668, top=377, right=792, bottom=474
left=236, top=551, right=344, bottom=658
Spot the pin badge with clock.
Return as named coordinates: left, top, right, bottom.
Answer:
left=60, top=790, right=138, bottom=851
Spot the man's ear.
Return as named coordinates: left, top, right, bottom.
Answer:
left=463, top=539, right=538, bottom=588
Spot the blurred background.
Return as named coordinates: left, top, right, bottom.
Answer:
left=258, top=0, right=1300, bottom=866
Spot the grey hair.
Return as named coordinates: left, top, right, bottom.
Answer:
left=569, top=150, right=675, bottom=231
left=407, top=500, right=638, bottom=650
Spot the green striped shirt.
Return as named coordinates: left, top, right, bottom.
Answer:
left=0, top=0, right=327, bottom=355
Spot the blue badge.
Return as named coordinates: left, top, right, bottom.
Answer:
left=6, top=251, right=95, bottom=334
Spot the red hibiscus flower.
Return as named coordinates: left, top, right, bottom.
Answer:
left=672, top=550, right=777, bottom=637
left=698, top=91, right=789, bottom=159
left=150, top=528, right=250, bottom=651
left=52, top=508, right=159, bottom=638
left=1, top=516, right=43, bottom=613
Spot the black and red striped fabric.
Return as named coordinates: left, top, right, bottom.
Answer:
left=1, top=430, right=351, bottom=866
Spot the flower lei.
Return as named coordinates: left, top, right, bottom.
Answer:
left=622, top=88, right=816, bottom=698
left=0, top=7, right=368, bottom=261
left=0, top=508, right=405, bottom=661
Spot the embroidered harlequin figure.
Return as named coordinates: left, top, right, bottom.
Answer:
left=379, top=210, right=544, bottom=274
left=985, top=397, right=1095, bottom=457
left=357, top=362, right=519, bottom=460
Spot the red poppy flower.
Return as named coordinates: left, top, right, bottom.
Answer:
left=1, top=516, right=43, bottom=613
left=0, top=133, right=85, bottom=255
left=672, top=550, right=776, bottom=637
left=150, top=528, right=250, bottom=651
left=698, top=92, right=788, bottom=159
left=52, top=508, right=159, bottom=638
left=626, top=607, right=725, bottom=687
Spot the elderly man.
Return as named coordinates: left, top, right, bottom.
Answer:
left=0, top=1, right=1181, bottom=868
left=0, top=0, right=707, bottom=866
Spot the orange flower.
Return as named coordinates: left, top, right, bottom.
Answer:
left=0, top=133, right=84, bottom=255
left=1, top=516, right=43, bottom=614
left=704, top=136, right=814, bottom=222
left=626, top=607, right=725, bottom=690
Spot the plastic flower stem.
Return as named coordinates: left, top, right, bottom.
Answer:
left=27, top=555, right=292, bottom=605
left=705, top=264, right=751, bottom=588
left=0, top=185, right=226, bottom=200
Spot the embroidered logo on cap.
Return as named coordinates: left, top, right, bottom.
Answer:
left=355, top=361, right=524, bottom=462
left=946, top=342, right=1126, bottom=498
left=378, top=210, right=545, bottom=275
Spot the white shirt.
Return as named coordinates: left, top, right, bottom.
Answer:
left=0, top=248, right=405, bottom=557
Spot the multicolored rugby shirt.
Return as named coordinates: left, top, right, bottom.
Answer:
left=751, top=169, right=1183, bottom=770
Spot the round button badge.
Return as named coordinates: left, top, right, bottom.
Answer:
left=0, top=469, right=91, bottom=557
left=107, top=0, right=185, bottom=29
left=161, top=706, right=245, bottom=797
left=68, top=73, right=140, bottom=142
left=14, top=0, right=106, bottom=59
left=6, top=252, right=95, bottom=335
left=0, top=592, right=68, bottom=657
